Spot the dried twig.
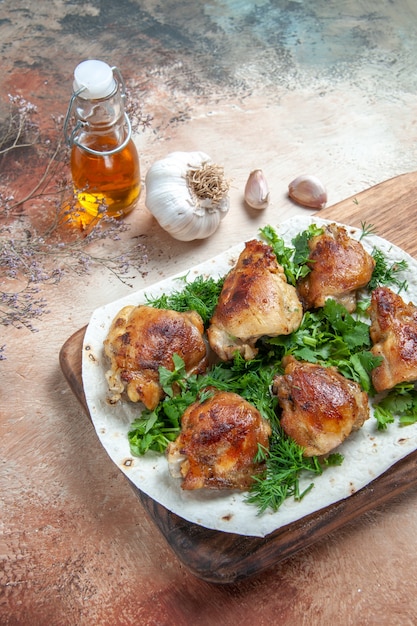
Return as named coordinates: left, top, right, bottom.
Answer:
left=0, top=92, right=153, bottom=352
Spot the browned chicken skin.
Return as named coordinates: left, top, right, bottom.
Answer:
left=297, top=223, right=375, bottom=313
left=166, top=389, right=272, bottom=490
left=272, top=356, right=370, bottom=456
left=103, top=305, right=208, bottom=410
left=207, top=239, right=303, bottom=361
left=369, top=286, right=417, bottom=392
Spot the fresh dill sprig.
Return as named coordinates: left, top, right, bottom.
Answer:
left=368, top=248, right=408, bottom=292
left=145, top=273, right=224, bottom=325
left=245, top=430, right=323, bottom=514
left=208, top=352, right=279, bottom=424
left=359, top=221, right=377, bottom=240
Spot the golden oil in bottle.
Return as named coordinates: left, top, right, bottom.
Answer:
left=64, top=59, right=140, bottom=224
left=71, top=134, right=140, bottom=219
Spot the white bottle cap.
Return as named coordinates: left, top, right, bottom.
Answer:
left=73, top=59, right=116, bottom=99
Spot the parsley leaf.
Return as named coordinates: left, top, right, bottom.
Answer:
left=127, top=353, right=201, bottom=455
left=259, top=223, right=323, bottom=285
left=292, top=224, right=323, bottom=266
left=323, top=453, right=344, bottom=466
left=266, top=299, right=378, bottom=391
left=373, top=382, right=417, bottom=430
left=128, top=412, right=181, bottom=455
left=373, top=406, right=395, bottom=431
left=159, top=353, right=190, bottom=396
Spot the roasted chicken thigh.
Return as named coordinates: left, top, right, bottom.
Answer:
left=273, top=356, right=370, bottom=456
left=103, top=305, right=208, bottom=410
left=166, top=389, right=271, bottom=490
left=207, top=239, right=303, bottom=361
left=297, top=223, right=375, bottom=313
left=368, top=286, right=417, bottom=392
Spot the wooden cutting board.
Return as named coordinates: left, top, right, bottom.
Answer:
left=59, top=171, right=417, bottom=584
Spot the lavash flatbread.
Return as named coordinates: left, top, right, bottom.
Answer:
left=82, top=215, right=417, bottom=537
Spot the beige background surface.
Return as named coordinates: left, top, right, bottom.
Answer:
left=2, top=1, right=417, bottom=624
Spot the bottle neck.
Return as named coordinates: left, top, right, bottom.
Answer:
left=75, top=84, right=124, bottom=128
left=69, top=85, right=132, bottom=155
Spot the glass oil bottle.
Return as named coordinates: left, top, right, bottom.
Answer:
left=64, top=59, right=140, bottom=225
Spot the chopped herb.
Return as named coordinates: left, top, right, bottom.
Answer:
left=337, top=350, right=382, bottom=393
left=259, top=224, right=298, bottom=285
left=159, top=353, right=190, bottom=397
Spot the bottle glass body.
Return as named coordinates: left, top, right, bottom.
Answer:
left=70, top=87, right=140, bottom=219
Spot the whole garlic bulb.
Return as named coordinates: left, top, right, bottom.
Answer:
left=145, top=151, right=230, bottom=241
left=288, top=175, right=327, bottom=209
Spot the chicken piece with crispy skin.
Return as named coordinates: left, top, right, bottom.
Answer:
left=166, top=389, right=272, bottom=490
left=297, top=223, right=375, bottom=313
left=207, top=239, right=303, bottom=361
left=103, top=305, right=208, bottom=410
left=368, top=286, right=417, bottom=392
left=272, top=356, right=370, bottom=457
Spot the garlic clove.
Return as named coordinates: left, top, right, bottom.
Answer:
left=244, top=169, right=270, bottom=210
left=288, top=175, right=327, bottom=209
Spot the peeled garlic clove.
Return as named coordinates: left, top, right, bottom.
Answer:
left=244, top=169, right=270, bottom=209
left=288, top=175, right=327, bottom=209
